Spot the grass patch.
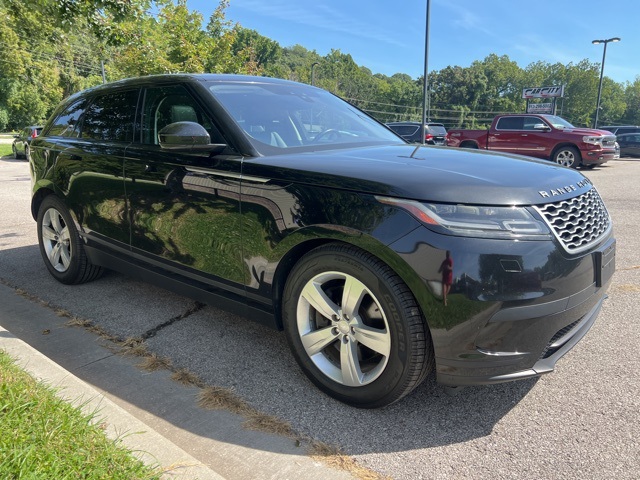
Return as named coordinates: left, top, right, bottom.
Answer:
left=0, top=350, right=160, bottom=479
left=0, top=144, right=14, bottom=157
left=171, top=368, right=204, bottom=388
left=138, top=353, right=172, bottom=372
left=310, top=441, right=388, bottom=480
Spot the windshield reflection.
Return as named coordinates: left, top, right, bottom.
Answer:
left=206, top=81, right=401, bottom=154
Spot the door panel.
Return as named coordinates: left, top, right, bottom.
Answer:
left=124, top=83, right=246, bottom=290
left=124, top=147, right=246, bottom=286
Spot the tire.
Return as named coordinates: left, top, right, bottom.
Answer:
left=282, top=244, right=433, bottom=408
left=553, top=146, right=581, bottom=168
left=12, top=143, right=19, bottom=159
left=460, top=141, right=479, bottom=149
left=37, top=196, right=103, bottom=285
left=24, top=144, right=30, bottom=162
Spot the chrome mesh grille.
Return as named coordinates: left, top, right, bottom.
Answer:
left=534, top=187, right=611, bottom=254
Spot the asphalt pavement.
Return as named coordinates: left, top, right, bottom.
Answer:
left=1, top=154, right=639, bottom=479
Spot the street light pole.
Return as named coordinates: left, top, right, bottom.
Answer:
left=421, top=0, right=431, bottom=145
left=592, top=37, right=620, bottom=128
left=311, top=62, right=320, bottom=86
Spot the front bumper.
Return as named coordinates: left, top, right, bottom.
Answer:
left=389, top=225, right=615, bottom=388
left=582, top=149, right=616, bottom=165
left=436, top=290, right=605, bottom=386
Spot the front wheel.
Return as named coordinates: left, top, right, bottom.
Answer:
left=553, top=146, right=581, bottom=168
left=37, top=196, right=103, bottom=284
left=283, top=244, right=433, bottom=408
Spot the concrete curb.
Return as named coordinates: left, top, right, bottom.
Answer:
left=0, top=283, right=354, bottom=480
left=0, top=325, right=225, bottom=480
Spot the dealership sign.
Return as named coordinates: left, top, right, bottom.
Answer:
left=527, top=103, right=555, bottom=114
left=522, top=86, right=564, bottom=99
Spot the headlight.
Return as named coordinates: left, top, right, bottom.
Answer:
left=583, top=135, right=603, bottom=146
left=377, top=197, right=551, bottom=240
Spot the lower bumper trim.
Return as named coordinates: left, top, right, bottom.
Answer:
left=436, top=294, right=604, bottom=387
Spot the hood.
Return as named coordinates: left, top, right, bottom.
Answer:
left=563, top=127, right=615, bottom=137
left=243, top=144, right=594, bottom=206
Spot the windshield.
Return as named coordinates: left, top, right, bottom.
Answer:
left=205, top=80, right=401, bottom=154
left=542, top=115, right=576, bottom=129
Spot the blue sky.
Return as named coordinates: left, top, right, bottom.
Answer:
left=187, top=0, right=638, bottom=84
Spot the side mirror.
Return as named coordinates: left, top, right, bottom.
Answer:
left=533, top=123, right=551, bottom=131
left=158, top=121, right=226, bottom=153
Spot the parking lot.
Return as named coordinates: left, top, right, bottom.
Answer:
left=1, top=154, right=639, bottom=479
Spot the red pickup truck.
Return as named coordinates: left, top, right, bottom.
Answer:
left=447, top=114, right=617, bottom=168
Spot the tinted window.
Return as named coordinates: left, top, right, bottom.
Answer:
left=389, top=125, right=418, bottom=136
left=616, top=127, right=640, bottom=135
left=523, top=117, right=544, bottom=130
left=81, top=90, right=139, bottom=142
left=47, top=100, right=85, bottom=137
left=141, top=85, right=221, bottom=145
left=496, top=117, right=524, bottom=130
left=426, top=124, right=447, bottom=135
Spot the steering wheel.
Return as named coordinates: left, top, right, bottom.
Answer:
left=312, top=128, right=341, bottom=143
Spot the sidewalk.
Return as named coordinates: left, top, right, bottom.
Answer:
left=0, top=283, right=353, bottom=480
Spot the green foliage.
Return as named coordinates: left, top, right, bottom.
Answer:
left=0, top=0, right=637, bottom=131
left=0, top=109, right=10, bottom=131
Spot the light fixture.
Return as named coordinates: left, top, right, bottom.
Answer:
left=592, top=37, right=621, bottom=128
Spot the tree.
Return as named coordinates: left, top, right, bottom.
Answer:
left=233, top=27, right=281, bottom=69
left=622, top=78, right=640, bottom=125
left=472, top=54, right=524, bottom=113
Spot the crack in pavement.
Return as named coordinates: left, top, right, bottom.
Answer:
left=141, top=301, right=206, bottom=340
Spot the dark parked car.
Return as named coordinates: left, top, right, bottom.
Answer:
left=615, top=133, right=640, bottom=157
left=12, top=125, right=42, bottom=159
left=29, top=75, right=615, bottom=408
left=600, top=125, right=640, bottom=136
left=386, top=121, right=448, bottom=145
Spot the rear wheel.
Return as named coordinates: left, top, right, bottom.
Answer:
left=553, top=146, right=581, bottom=168
left=12, top=143, right=19, bottom=159
left=283, top=244, right=433, bottom=408
left=37, top=196, right=103, bottom=284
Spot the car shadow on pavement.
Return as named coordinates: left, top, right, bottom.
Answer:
left=0, top=155, right=25, bottom=162
left=0, top=243, right=535, bottom=458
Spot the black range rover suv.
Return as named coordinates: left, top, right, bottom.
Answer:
left=29, top=74, right=615, bottom=408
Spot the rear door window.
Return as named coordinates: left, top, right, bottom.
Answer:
left=496, top=117, right=525, bottom=130
left=80, top=90, right=139, bottom=142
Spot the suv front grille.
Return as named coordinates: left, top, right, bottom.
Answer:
left=534, top=187, right=611, bottom=254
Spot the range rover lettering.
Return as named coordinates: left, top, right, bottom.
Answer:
left=29, top=75, right=615, bottom=408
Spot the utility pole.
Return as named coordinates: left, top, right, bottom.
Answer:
left=421, top=0, right=431, bottom=145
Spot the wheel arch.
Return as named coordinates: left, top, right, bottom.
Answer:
left=551, top=143, right=582, bottom=163
left=460, top=140, right=479, bottom=149
left=270, top=228, right=432, bottom=334
left=31, top=186, right=56, bottom=221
